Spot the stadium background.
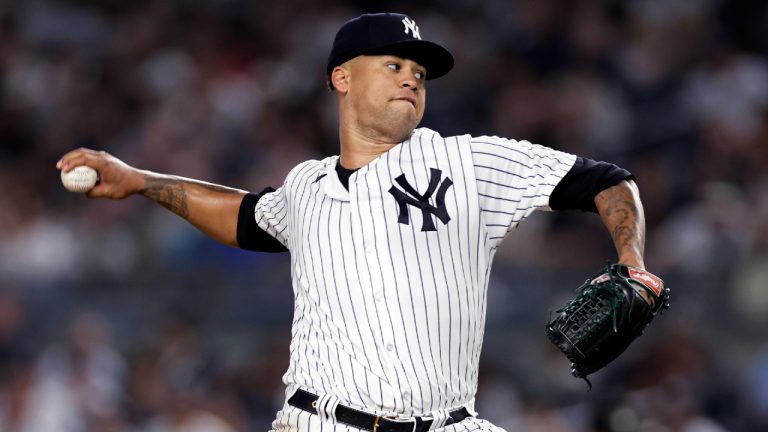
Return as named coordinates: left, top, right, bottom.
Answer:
left=1, top=0, right=767, bottom=430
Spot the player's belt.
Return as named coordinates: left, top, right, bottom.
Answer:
left=288, top=389, right=473, bottom=432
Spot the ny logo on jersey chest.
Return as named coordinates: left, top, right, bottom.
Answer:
left=388, top=168, right=453, bottom=232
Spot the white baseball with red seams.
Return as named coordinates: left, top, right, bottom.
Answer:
left=61, top=165, right=99, bottom=193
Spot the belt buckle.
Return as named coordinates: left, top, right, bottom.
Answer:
left=373, top=414, right=419, bottom=432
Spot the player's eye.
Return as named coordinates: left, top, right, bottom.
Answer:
left=387, top=62, right=425, bottom=81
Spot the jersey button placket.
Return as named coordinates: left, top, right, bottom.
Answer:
left=350, top=177, right=399, bottom=385
left=375, top=286, right=398, bottom=366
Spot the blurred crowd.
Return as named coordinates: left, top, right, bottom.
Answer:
left=1, top=0, right=767, bottom=431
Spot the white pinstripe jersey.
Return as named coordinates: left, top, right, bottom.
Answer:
left=256, top=127, right=576, bottom=430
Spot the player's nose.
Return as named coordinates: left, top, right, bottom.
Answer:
left=401, top=80, right=417, bottom=90
left=400, top=75, right=420, bottom=91
left=399, top=63, right=423, bottom=90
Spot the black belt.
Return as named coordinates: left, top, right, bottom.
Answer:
left=287, top=389, right=472, bottom=432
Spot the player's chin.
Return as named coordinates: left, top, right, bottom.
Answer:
left=393, top=99, right=422, bottom=116
left=378, top=106, right=421, bottom=133
left=397, top=107, right=423, bottom=126
left=398, top=116, right=422, bottom=135
left=380, top=122, right=418, bottom=143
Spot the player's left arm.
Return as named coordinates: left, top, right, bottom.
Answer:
left=594, top=179, right=645, bottom=269
left=548, top=157, right=644, bottom=268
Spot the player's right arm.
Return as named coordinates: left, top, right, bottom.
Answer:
left=57, top=148, right=246, bottom=248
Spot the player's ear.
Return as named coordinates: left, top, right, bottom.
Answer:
left=331, top=65, right=350, bottom=93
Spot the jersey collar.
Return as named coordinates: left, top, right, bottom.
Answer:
left=323, top=157, right=350, bottom=201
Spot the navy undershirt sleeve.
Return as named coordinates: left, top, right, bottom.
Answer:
left=549, top=157, right=634, bottom=213
left=236, top=188, right=289, bottom=252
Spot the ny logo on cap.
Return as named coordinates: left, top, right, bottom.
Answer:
left=402, top=17, right=421, bottom=40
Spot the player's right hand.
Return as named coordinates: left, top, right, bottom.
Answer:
left=56, top=148, right=144, bottom=200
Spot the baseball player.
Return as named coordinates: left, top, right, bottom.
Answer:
left=57, top=13, right=653, bottom=432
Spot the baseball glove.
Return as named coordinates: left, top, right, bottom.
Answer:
left=546, top=263, right=670, bottom=388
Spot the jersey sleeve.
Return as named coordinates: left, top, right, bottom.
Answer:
left=237, top=190, right=289, bottom=252
left=470, top=136, right=577, bottom=244
left=249, top=159, right=328, bottom=251
left=254, top=184, right=289, bottom=249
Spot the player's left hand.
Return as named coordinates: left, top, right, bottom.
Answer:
left=545, top=263, right=670, bottom=387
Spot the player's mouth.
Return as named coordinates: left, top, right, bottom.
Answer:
left=392, top=96, right=417, bottom=108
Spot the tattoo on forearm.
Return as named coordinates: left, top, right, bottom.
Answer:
left=140, top=176, right=190, bottom=219
left=607, top=200, right=639, bottom=251
left=138, top=175, right=243, bottom=220
left=596, top=185, right=645, bottom=262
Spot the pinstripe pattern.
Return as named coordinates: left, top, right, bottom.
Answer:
left=471, top=137, right=575, bottom=244
left=257, top=128, right=575, bottom=431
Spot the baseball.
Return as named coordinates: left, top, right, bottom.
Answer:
left=61, top=165, right=99, bottom=193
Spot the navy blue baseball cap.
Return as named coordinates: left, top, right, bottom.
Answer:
left=326, top=13, right=454, bottom=81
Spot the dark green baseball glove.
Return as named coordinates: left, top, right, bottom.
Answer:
left=546, top=263, right=670, bottom=388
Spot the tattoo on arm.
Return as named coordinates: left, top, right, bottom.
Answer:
left=595, top=182, right=645, bottom=267
left=140, top=176, right=189, bottom=219
left=139, top=175, right=242, bottom=220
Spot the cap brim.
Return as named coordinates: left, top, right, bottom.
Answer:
left=365, top=40, right=454, bottom=80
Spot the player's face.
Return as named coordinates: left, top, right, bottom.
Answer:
left=346, top=55, right=427, bottom=141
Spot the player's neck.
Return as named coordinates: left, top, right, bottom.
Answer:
left=338, top=126, right=404, bottom=169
